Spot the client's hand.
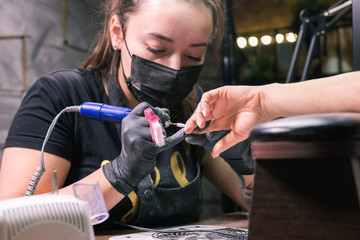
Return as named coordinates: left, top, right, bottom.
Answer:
left=186, top=131, right=254, bottom=175
left=102, top=102, right=186, bottom=195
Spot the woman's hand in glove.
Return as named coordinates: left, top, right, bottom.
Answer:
left=102, top=102, right=186, bottom=195
left=185, top=131, right=254, bottom=175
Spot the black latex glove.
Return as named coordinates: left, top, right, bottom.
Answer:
left=102, top=102, right=186, bottom=195
left=185, top=130, right=254, bottom=175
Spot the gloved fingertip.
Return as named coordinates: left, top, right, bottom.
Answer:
left=194, top=120, right=211, bottom=132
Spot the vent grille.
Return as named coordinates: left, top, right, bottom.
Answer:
left=2, top=199, right=86, bottom=239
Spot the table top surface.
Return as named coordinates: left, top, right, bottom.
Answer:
left=95, top=212, right=249, bottom=240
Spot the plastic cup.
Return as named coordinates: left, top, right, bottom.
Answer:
left=73, top=182, right=109, bottom=225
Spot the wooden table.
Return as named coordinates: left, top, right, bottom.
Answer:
left=95, top=212, right=249, bottom=239
left=248, top=113, right=360, bottom=240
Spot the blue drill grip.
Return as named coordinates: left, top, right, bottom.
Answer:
left=80, top=102, right=132, bottom=123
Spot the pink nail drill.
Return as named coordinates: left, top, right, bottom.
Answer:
left=144, top=108, right=166, bottom=147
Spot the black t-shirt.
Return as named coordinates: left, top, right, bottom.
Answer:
left=5, top=68, right=201, bottom=227
left=6, top=68, right=121, bottom=184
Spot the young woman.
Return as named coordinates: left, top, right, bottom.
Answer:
left=0, top=0, right=253, bottom=228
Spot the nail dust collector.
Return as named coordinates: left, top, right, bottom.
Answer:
left=0, top=194, right=95, bottom=240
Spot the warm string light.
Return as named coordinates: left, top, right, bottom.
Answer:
left=236, top=37, right=247, bottom=49
left=237, top=32, right=297, bottom=48
left=275, top=33, right=284, bottom=44
left=248, top=36, right=258, bottom=47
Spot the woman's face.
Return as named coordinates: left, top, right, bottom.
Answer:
left=113, top=0, right=214, bottom=108
left=121, top=0, right=213, bottom=72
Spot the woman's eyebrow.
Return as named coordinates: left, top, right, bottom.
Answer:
left=148, top=33, right=208, bottom=47
left=149, top=33, right=174, bottom=42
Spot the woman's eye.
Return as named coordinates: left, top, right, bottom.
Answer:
left=187, top=55, right=202, bottom=62
left=147, top=47, right=165, bottom=53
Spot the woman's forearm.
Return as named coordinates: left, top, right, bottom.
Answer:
left=261, top=71, right=360, bottom=119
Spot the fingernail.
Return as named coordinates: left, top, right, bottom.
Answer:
left=202, top=110, right=207, bottom=117
left=197, top=120, right=202, bottom=127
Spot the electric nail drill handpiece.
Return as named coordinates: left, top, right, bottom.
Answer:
left=79, top=102, right=174, bottom=147
left=79, top=102, right=132, bottom=123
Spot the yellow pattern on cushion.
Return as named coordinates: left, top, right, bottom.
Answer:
left=121, top=191, right=140, bottom=223
left=171, top=151, right=189, bottom=187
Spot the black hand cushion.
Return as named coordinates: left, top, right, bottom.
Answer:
left=250, top=113, right=360, bottom=141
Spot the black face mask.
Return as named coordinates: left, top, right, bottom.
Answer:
left=121, top=42, right=203, bottom=108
